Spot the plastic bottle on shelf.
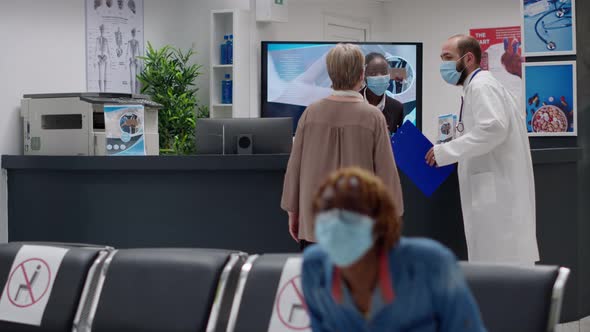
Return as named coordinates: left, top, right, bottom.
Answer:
left=221, top=73, right=233, bottom=104
left=227, top=34, right=234, bottom=64
left=220, top=35, right=228, bottom=64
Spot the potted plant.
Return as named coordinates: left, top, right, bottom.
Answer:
left=138, top=42, right=209, bottom=155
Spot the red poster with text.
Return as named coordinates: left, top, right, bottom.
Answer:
left=470, top=26, right=523, bottom=99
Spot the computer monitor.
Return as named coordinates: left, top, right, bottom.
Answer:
left=196, top=118, right=293, bottom=155
left=261, top=41, right=423, bottom=133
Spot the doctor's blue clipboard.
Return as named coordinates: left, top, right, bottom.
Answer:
left=392, top=122, right=455, bottom=197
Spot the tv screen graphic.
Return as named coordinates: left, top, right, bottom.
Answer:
left=261, top=42, right=423, bottom=133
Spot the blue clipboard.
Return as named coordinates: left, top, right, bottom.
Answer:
left=391, top=122, right=455, bottom=197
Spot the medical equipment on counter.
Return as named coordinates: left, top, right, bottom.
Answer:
left=21, top=93, right=162, bottom=156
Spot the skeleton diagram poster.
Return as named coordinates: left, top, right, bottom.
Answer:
left=86, top=0, right=144, bottom=93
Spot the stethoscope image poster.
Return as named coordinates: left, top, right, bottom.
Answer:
left=523, top=61, right=577, bottom=136
left=521, top=0, right=576, bottom=56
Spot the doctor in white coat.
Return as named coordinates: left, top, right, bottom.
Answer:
left=426, top=35, right=539, bottom=265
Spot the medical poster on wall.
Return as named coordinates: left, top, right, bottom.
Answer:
left=104, top=105, right=146, bottom=155
left=86, top=0, right=144, bottom=93
left=470, top=26, right=523, bottom=100
left=523, top=61, right=577, bottom=136
left=521, top=0, right=576, bottom=57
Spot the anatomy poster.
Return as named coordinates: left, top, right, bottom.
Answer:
left=523, top=61, right=577, bottom=136
left=104, top=105, right=146, bottom=155
left=521, top=0, right=576, bottom=56
left=470, top=26, right=523, bottom=101
left=86, top=0, right=144, bottom=93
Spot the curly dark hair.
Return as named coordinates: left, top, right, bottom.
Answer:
left=312, top=167, right=402, bottom=250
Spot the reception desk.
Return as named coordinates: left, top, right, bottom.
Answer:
left=1, top=147, right=585, bottom=321
left=1, top=154, right=467, bottom=254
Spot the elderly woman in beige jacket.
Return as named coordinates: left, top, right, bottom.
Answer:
left=281, top=43, right=404, bottom=251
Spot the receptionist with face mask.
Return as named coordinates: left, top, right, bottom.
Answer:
left=361, top=52, right=405, bottom=135
left=302, top=168, right=486, bottom=332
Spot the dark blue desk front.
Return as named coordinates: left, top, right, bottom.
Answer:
left=1, top=149, right=585, bottom=322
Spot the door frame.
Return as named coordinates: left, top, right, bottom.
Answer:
left=323, top=14, right=371, bottom=41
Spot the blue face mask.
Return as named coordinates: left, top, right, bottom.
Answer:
left=366, top=75, right=391, bottom=96
left=439, top=54, right=467, bottom=85
left=315, top=209, right=374, bottom=267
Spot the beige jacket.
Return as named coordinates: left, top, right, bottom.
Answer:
left=281, top=95, right=404, bottom=242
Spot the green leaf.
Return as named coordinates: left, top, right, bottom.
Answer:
left=139, top=42, right=205, bottom=155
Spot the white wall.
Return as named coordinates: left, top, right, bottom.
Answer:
left=176, top=0, right=390, bottom=113
left=252, top=0, right=389, bottom=115
left=144, top=0, right=195, bottom=50
left=0, top=0, right=390, bottom=241
left=0, top=0, right=392, bottom=158
left=256, top=0, right=390, bottom=41
left=0, top=0, right=191, bottom=242
left=0, top=0, right=193, bottom=155
left=171, top=0, right=251, bottom=111
left=384, top=0, right=521, bottom=141
left=0, top=1, right=85, bottom=156
left=0, top=0, right=88, bottom=242
left=171, top=0, right=520, bottom=138
left=0, top=0, right=517, bottom=241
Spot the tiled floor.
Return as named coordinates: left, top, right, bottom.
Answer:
left=558, top=321, right=580, bottom=332
left=557, top=316, right=590, bottom=332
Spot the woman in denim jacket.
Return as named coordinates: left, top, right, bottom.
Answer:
left=302, top=168, right=487, bottom=332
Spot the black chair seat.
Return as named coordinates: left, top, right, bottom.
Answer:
left=90, top=248, right=239, bottom=332
left=0, top=242, right=107, bottom=332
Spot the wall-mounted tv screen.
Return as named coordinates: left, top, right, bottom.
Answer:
left=261, top=41, right=423, bottom=132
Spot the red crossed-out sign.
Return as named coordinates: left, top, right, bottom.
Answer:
left=6, top=258, right=52, bottom=308
left=275, top=275, right=310, bottom=330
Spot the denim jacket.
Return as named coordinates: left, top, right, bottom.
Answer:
left=301, top=237, right=487, bottom=332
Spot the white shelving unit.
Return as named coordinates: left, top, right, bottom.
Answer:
left=210, top=9, right=251, bottom=119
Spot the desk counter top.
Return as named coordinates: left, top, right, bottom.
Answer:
left=1, top=148, right=582, bottom=171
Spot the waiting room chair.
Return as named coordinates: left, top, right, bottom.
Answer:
left=79, top=248, right=246, bottom=332
left=0, top=242, right=112, bottom=332
left=460, top=262, right=569, bottom=332
left=226, top=254, right=299, bottom=332
left=225, top=254, right=569, bottom=332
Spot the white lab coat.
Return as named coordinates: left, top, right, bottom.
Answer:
left=434, top=70, right=539, bottom=264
